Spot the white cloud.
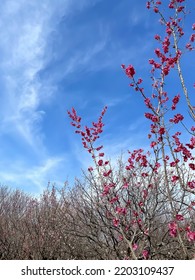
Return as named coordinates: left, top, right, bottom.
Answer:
left=0, top=0, right=105, bottom=192
left=0, top=1, right=49, bottom=148
left=0, top=0, right=96, bottom=148
left=0, top=155, right=66, bottom=194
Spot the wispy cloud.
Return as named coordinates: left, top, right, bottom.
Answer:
left=0, top=0, right=96, bottom=142
left=0, top=1, right=52, bottom=150
left=0, top=0, right=103, bottom=191
left=0, top=155, right=67, bottom=194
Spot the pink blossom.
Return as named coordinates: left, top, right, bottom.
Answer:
left=168, top=222, right=177, bottom=237
left=125, top=65, right=135, bottom=79
left=103, top=170, right=112, bottom=177
left=187, top=181, right=195, bottom=189
left=165, top=155, right=170, bottom=161
left=113, top=218, right=119, bottom=227
left=187, top=231, right=195, bottom=241
left=144, top=228, right=149, bottom=235
left=144, top=98, right=152, bottom=108
left=169, top=229, right=177, bottom=237
left=170, top=114, right=184, bottom=124
left=155, top=48, right=161, bottom=57
left=168, top=222, right=177, bottom=231
left=171, top=175, right=179, bottom=183
left=150, top=141, right=157, bottom=148
left=159, top=127, right=165, bottom=135
left=88, top=167, right=93, bottom=172
left=139, top=201, right=144, bottom=207
left=133, top=243, right=138, bottom=251
left=126, top=200, right=131, bottom=206
left=142, top=189, right=148, bottom=199
left=102, top=185, right=110, bottom=196
left=190, top=34, right=195, bottom=42
left=176, top=214, right=184, bottom=221
left=68, top=107, right=82, bottom=123
left=118, top=235, right=123, bottom=241
left=186, top=137, right=195, bottom=149
left=109, top=196, right=118, bottom=204
left=133, top=211, right=138, bottom=217
left=98, top=159, right=103, bottom=166
left=177, top=6, right=184, bottom=12
left=170, top=159, right=180, bottom=167
left=145, top=112, right=159, bottom=122
left=99, top=153, right=104, bottom=157
left=142, top=249, right=149, bottom=259
left=116, top=207, right=127, bottom=215
left=186, top=43, right=193, bottom=51
left=191, top=201, right=195, bottom=206
left=162, top=66, right=169, bottom=76
left=155, top=34, right=161, bottom=40
left=189, top=163, right=195, bottom=170
left=137, top=78, right=143, bottom=84
left=146, top=1, right=150, bottom=9
left=172, top=94, right=180, bottom=104
left=141, top=172, right=149, bottom=177
left=96, top=145, right=103, bottom=151
left=171, top=94, right=180, bottom=110
left=166, top=28, right=172, bottom=36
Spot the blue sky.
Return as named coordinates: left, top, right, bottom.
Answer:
left=0, top=0, right=194, bottom=194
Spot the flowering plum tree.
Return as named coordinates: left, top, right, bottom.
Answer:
left=68, top=0, right=195, bottom=259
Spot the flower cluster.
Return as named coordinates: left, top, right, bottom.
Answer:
left=170, top=113, right=184, bottom=124
left=172, top=132, right=194, bottom=162
left=68, top=106, right=107, bottom=154
left=171, top=94, right=180, bottom=110
left=144, top=113, right=159, bottom=123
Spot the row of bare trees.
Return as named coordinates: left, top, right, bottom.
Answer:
left=0, top=158, right=194, bottom=260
